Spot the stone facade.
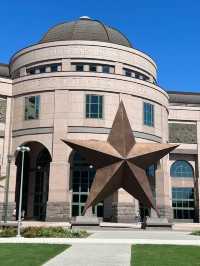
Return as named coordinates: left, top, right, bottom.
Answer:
left=0, top=202, right=16, bottom=221
left=46, top=202, right=71, bottom=222
left=112, top=202, right=136, bottom=223
left=0, top=17, right=199, bottom=223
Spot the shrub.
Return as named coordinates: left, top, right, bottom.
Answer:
left=191, top=230, right=200, bottom=236
left=0, top=227, right=17, bottom=237
left=23, top=226, right=65, bottom=238
left=0, top=226, right=89, bottom=238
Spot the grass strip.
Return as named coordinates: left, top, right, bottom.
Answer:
left=131, top=244, right=200, bottom=266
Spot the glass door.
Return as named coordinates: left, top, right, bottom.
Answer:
left=71, top=152, right=103, bottom=217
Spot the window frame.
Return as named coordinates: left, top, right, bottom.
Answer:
left=26, top=63, right=61, bottom=76
left=85, top=94, right=103, bottom=119
left=143, top=102, right=154, bottom=127
left=102, top=65, right=110, bottom=74
left=75, top=64, right=84, bottom=72
left=89, top=64, right=97, bottom=72
left=172, top=187, right=195, bottom=220
left=24, top=95, right=40, bottom=121
left=170, top=160, right=194, bottom=178
left=72, top=152, right=103, bottom=217
left=124, top=68, right=132, bottom=77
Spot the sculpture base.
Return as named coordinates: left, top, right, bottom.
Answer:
left=143, top=209, right=172, bottom=230
left=71, top=216, right=99, bottom=226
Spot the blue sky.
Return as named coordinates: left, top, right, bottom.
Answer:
left=1, top=0, right=200, bottom=92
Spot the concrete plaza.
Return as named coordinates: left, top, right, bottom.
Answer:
left=0, top=229, right=200, bottom=265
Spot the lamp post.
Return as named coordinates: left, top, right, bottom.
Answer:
left=16, top=146, right=30, bottom=238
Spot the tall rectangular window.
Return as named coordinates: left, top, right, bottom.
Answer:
left=25, top=95, right=40, bottom=120
left=172, top=187, right=195, bottom=220
left=86, top=95, right=103, bottom=119
left=143, top=102, right=154, bottom=127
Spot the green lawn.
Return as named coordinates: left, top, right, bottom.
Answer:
left=131, top=245, right=200, bottom=266
left=0, top=244, right=69, bottom=266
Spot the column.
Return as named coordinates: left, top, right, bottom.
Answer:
left=46, top=90, right=71, bottom=221
left=1, top=97, right=15, bottom=221
left=112, top=188, right=136, bottom=223
left=152, top=104, right=173, bottom=221
left=155, top=158, right=173, bottom=221
left=3, top=161, right=17, bottom=221
left=115, top=63, right=123, bottom=75
left=62, top=59, right=71, bottom=72
left=46, top=161, right=71, bottom=221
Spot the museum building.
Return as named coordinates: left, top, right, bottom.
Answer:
left=0, top=16, right=199, bottom=223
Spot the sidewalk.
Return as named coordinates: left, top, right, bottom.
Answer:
left=0, top=237, right=200, bottom=246
left=0, top=229, right=199, bottom=245
left=44, top=244, right=131, bottom=266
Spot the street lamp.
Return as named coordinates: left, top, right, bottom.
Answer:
left=16, top=146, right=30, bottom=238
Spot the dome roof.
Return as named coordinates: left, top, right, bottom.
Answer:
left=39, top=17, right=132, bottom=48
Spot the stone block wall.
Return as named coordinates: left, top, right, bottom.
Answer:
left=112, top=202, right=136, bottom=223
left=46, top=202, right=71, bottom=222
left=157, top=205, right=173, bottom=222
left=0, top=202, right=16, bottom=221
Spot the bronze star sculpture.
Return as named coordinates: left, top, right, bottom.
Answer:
left=63, top=101, right=178, bottom=215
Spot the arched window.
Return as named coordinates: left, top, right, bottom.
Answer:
left=170, top=160, right=193, bottom=178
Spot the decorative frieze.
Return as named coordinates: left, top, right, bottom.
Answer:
left=169, top=123, right=197, bottom=144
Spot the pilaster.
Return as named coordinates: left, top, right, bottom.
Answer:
left=155, top=159, right=173, bottom=221
left=62, top=59, right=71, bottom=71
left=112, top=189, right=137, bottom=223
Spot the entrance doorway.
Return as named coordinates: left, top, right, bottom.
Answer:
left=15, top=142, right=51, bottom=221
left=139, top=164, right=156, bottom=221
left=71, top=152, right=103, bottom=217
